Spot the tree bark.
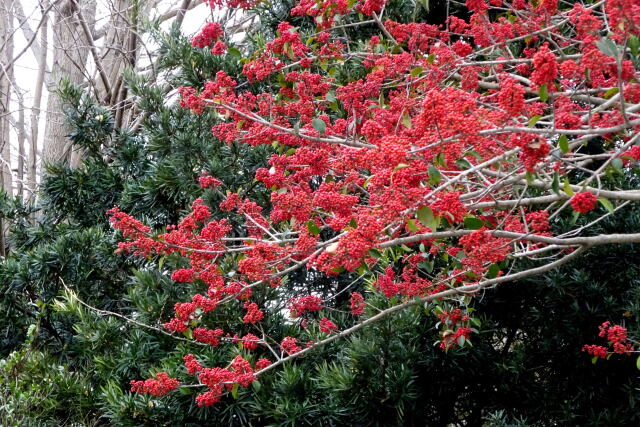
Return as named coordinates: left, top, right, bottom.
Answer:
left=43, top=0, right=97, bottom=166
left=100, top=0, right=159, bottom=128
left=29, top=3, right=49, bottom=201
left=15, top=91, right=26, bottom=201
left=0, top=3, right=14, bottom=256
left=1, top=3, right=14, bottom=193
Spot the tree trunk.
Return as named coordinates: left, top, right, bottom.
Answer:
left=15, top=92, right=25, bottom=201
left=1, top=4, right=14, bottom=193
left=43, top=0, right=96, bottom=166
left=0, top=3, right=14, bottom=256
left=29, top=3, right=48, bottom=201
left=100, top=0, right=158, bottom=128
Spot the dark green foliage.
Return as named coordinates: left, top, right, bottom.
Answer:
left=41, top=161, right=122, bottom=226
left=0, top=20, right=274, bottom=424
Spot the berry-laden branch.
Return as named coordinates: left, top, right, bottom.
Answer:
left=107, top=0, right=640, bottom=407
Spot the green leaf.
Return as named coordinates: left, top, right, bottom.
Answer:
left=394, top=163, right=411, bottom=171
left=464, top=150, right=483, bottom=161
left=406, top=219, right=419, bottom=232
left=591, top=356, right=598, bottom=365
left=487, top=263, right=501, bottom=279
left=434, top=152, right=447, bottom=167
left=307, top=220, right=320, bottom=235
left=428, top=164, right=442, bottom=185
left=325, top=91, right=336, bottom=103
left=558, top=135, right=569, bottom=153
left=612, top=158, right=623, bottom=171
left=636, top=355, right=640, bottom=370
left=368, top=248, right=383, bottom=259
left=551, top=172, right=560, bottom=194
left=417, top=206, right=433, bottom=227
left=442, top=212, right=456, bottom=225
left=563, top=179, right=574, bottom=196
left=231, top=383, right=239, bottom=399
left=402, top=112, right=412, bottom=129
left=312, top=118, right=326, bottom=134
left=598, top=198, right=614, bottom=214
left=603, top=87, right=619, bottom=99
left=538, top=83, right=548, bottom=102
left=417, top=206, right=438, bottom=231
left=455, top=158, right=472, bottom=169
left=630, top=35, right=640, bottom=57
left=597, top=37, right=618, bottom=58
left=464, top=216, right=484, bottom=230
left=418, top=260, right=434, bottom=273
left=528, top=115, right=541, bottom=128
left=570, top=210, right=580, bottom=224
left=525, top=171, right=535, bottom=186
left=227, top=47, right=242, bottom=58
left=410, top=66, right=423, bottom=77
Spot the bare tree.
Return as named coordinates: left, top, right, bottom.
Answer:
left=29, top=1, right=49, bottom=197
left=0, top=0, right=205, bottom=203
left=1, top=3, right=14, bottom=194
left=14, top=89, right=26, bottom=200
left=43, top=0, right=202, bottom=166
left=43, top=0, right=98, bottom=165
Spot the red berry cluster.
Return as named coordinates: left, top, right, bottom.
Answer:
left=281, top=336, right=302, bottom=355
left=191, top=22, right=223, bottom=49
left=605, top=0, right=640, bottom=42
left=112, top=0, right=640, bottom=408
left=130, top=372, right=179, bottom=397
left=240, top=333, right=260, bottom=350
left=440, top=327, right=472, bottom=351
left=319, top=317, right=338, bottom=334
left=531, top=43, right=558, bottom=89
left=350, top=292, right=365, bottom=316
left=195, top=355, right=255, bottom=406
left=583, top=321, right=636, bottom=359
left=193, top=328, right=224, bottom=346
left=243, top=302, right=265, bottom=324
left=569, top=192, right=598, bottom=214
left=199, top=172, right=222, bottom=189
left=288, top=295, right=324, bottom=317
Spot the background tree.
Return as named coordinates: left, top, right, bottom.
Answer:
left=0, top=0, right=208, bottom=251
left=43, top=0, right=98, bottom=165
